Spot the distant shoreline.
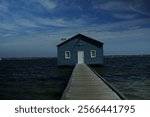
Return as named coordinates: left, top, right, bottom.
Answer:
left=1, top=55, right=150, bottom=60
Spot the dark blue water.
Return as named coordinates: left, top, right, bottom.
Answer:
left=0, top=58, right=73, bottom=100
left=92, top=55, right=150, bottom=100
left=0, top=56, right=150, bottom=100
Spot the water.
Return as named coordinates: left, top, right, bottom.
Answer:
left=92, top=55, right=150, bottom=100
left=0, top=58, right=73, bottom=99
left=0, top=56, right=150, bottom=100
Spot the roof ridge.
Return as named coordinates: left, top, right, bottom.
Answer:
left=57, top=33, right=103, bottom=47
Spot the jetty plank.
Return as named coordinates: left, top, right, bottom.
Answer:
left=61, top=64, right=121, bottom=100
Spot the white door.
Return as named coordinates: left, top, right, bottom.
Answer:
left=78, top=51, right=84, bottom=64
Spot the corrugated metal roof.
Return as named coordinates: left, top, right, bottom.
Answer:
left=57, top=33, right=103, bottom=48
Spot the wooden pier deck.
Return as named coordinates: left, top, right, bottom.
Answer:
left=61, top=64, right=124, bottom=100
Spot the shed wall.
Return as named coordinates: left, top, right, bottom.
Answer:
left=57, top=37, right=103, bottom=66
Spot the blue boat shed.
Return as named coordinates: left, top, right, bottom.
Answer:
left=57, top=34, right=104, bottom=66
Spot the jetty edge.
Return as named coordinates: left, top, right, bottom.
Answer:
left=61, top=64, right=126, bottom=100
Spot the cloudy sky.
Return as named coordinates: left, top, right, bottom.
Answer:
left=0, top=0, right=150, bottom=57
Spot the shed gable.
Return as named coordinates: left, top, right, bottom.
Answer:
left=57, top=33, right=103, bottom=48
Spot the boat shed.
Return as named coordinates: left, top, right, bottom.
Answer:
left=57, top=34, right=104, bottom=66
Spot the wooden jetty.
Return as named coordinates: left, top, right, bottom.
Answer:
left=61, top=64, right=125, bottom=100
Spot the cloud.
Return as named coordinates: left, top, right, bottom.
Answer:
left=37, top=0, right=57, bottom=10
left=36, top=17, right=84, bottom=27
left=92, top=0, right=150, bottom=19
left=36, top=18, right=70, bottom=27
left=93, top=28, right=150, bottom=40
left=0, top=23, right=17, bottom=30
left=92, top=0, right=133, bottom=13
left=0, top=33, right=59, bottom=57
left=129, top=0, right=150, bottom=16
left=94, top=1, right=129, bottom=12
left=92, top=1, right=138, bottom=19
left=113, top=13, right=139, bottom=19
left=89, top=18, right=150, bottom=32
left=0, top=1, right=9, bottom=12
left=16, top=18, right=40, bottom=28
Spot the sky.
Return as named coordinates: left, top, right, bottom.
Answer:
left=0, top=0, right=150, bottom=57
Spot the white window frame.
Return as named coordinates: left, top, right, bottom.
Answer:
left=91, top=50, right=96, bottom=58
left=65, top=51, right=71, bottom=59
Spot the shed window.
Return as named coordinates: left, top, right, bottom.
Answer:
left=91, top=50, right=96, bottom=58
left=65, top=51, right=71, bottom=59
